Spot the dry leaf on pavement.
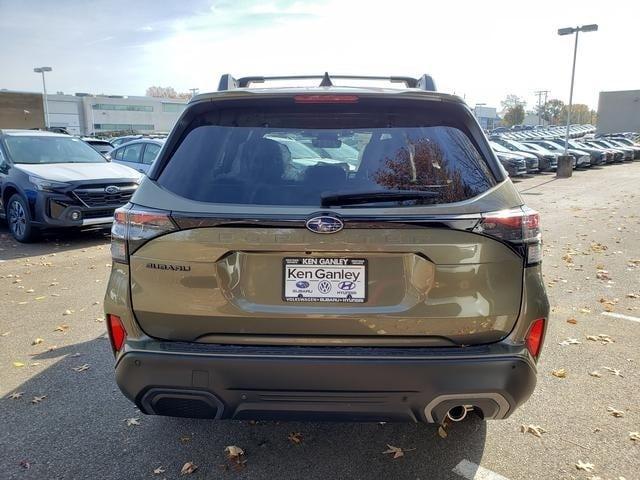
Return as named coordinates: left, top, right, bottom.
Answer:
left=153, top=466, right=165, bottom=474
left=31, top=338, right=44, bottom=346
left=551, top=368, right=567, bottom=378
left=566, top=318, right=578, bottom=324
left=225, top=445, right=247, bottom=467
left=180, top=462, right=198, bottom=475
left=629, top=432, right=640, bottom=442
left=31, top=395, right=46, bottom=404
left=575, top=460, right=595, bottom=472
left=559, top=338, right=581, bottom=346
left=54, top=324, right=69, bottom=332
left=19, top=460, right=31, bottom=469
left=125, top=417, right=140, bottom=426
left=72, top=364, right=90, bottom=372
left=603, top=366, right=623, bottom=377
left=520, top=424, right=547, bottom=438
left=288, top=432, right=303, bottom=444
left=8, top=392, right=24, bottom=399
left=12, top=361, right=25, bottom=368
left=383, top=445, right=408, bottom=459
left=63, top=309, right=73, bottom=316
left=606, top=407, right=624, bottom=418
left=589, top=371, right=602, bottom=378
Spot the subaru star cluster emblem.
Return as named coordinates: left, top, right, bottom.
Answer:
left=104, top=185, right=120, bottom=194
left=306, top=215, right=344, bottom=234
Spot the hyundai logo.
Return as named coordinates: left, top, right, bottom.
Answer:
left=306, top=215, right=343, bottom=234
left=338, top=281, right=356, bottom=291
left=104, top=185, right=120, bottom=194
left=295, top=281, right=310, bottom=289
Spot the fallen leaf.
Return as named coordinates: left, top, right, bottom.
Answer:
left=589, top=371, right=602, bottom=378
left=31, top=395, right=47, bottom=404
left=26, top=288, right=34, bottom=293
left=520, top=424, right=547, bottom=438
left=383, top=445, right=405, bottom=459
left=179, top=435, right=191, bottom=444
left=566, top=318, right=578, bottom=324
left=72, top=364, right=90, bottom=372
left=288, top=432, right=303, bottom=444
left=62, top=309, right=73, bottom=316
left=1, top=331, right=10, bottom=337
left=180, top=462, right=198, bottom=475
left=225, top=445, right=245, bottom=459
left=579, top=308, right=592, bottom=314
left=590, top=242, right=607, bottom=253
left=575, top=461, right=595, bottom=472
left=630, top=432, right=640, bottom=442
left=19, top=460, right=31, bottom=469
left=596, top=270, right=611, bottom=281
left=551, top=368, right=567, bottom=378
left=626, top=293, right=640, bottom=299
left=153, top=466, right=165, bottom=475
left=125, top=417, right=140, bottom=426
left=31, top=338, right=44, bottom=346
left=13, top=361, right=25, bottom=368
left=8, top=392, right=24, bottom=399
left=35, top=296, right=46, bottom=300
left=54, top=324, right=69, bottom=332
left=603, top=366, right=623, bottom=377
left=607, top=407, right=624, bottom=418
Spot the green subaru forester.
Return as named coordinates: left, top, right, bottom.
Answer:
left=104, top=73, right=549, bottom=424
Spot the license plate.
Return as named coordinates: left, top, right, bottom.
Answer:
left=283, top=257, right=367, bottom=303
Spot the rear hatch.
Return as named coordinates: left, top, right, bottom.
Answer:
left=119, top=92, right=533, bottom=347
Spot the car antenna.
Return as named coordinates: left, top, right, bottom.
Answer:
left=319, top=72, right=333, bottom=87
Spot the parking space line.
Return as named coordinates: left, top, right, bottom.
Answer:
left=601, top=311, right=640, bottom=323
left=452, top=459, right=510, bottom=480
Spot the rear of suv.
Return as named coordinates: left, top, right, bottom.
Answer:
left=104, top=74, right=549, bottom=424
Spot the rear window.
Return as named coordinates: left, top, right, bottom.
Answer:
left=158, top=103, right=496, bottom=207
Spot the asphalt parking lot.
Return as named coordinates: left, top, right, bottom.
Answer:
left=1, top=163, right=639, bottom=480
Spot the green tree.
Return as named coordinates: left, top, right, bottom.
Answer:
left=502, top=104, right=525, bottom=127
left=559, top=104, right=592, bottom=124
left=501, top=94, right=525, bottom=110
left=538, top=99, right=565, bottom=125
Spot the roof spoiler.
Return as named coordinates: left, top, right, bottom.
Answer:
left=217, top=73, right=437, bottom=92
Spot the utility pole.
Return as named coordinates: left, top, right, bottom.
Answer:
left=189, top=88, right=199, bottom=98
left=534, top=90, right=550, bottom=126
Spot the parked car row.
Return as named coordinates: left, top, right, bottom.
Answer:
left=488, top=125, right=639, bottom=177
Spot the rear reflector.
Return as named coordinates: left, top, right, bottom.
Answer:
left=525, top=318, right=545, bottom=358
left=294, top=95, right=359, bottom=104
left=107, top=314, right=127, bottom=353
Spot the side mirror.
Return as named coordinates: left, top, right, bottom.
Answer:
left=104, top=153, right=111, bottom=161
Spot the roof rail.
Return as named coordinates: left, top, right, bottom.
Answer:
left=217, top=73, right=437, bottom=92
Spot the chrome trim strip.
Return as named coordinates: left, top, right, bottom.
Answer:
left=81, top=216, right=114, bottom=226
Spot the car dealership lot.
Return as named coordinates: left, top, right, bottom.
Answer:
left=1, top=164, right=639, bottom=480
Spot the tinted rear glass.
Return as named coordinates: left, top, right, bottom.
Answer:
left=158, top=102, right=496, bottom=207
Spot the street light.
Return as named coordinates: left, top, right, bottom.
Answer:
left=33, top=66, right=52, bottom=129
left=557, top=24, right=598, bottom=155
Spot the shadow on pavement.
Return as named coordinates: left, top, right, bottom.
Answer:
left=0, top=225, right=110, bottom=261
left=1, top=336, right=487, bottom=480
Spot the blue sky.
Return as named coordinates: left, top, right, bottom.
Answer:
left=0, top=0, right=638, bottom=110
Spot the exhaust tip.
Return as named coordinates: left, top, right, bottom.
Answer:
left=446, top=405, right=472, bottom=422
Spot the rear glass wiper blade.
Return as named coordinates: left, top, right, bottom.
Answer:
left=321, top=189, right=441, bottom=207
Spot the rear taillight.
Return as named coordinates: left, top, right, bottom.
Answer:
left=111, top=204, right=176, bottom=263
left=106, top=314, right=127, bottom=353
left=473, top=206, right=542, bottom=265
left=525, top=318, right=546, bottom=358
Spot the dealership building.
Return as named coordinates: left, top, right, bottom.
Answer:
left=0, top=90, right=187, bottom=135
left=596, top=89, right=640, bottom=135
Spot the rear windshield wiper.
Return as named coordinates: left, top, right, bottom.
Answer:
left=321, top=189, right=442, bottom=207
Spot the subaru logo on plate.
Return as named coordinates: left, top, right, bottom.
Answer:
left=338, top=281, right=356, bottom=291
left=306, top=215, right=343, bottom=234
left=104, top=185, right=120, bottom=194
left=295, top=281, right=310, bottom=289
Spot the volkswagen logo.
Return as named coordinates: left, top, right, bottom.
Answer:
left=306, top=215, right=343, bottom=234
left=317, top=280, right=332, bottom=294
left=104, top=185, right=120, bottom=194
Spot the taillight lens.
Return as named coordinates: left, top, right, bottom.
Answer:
left=474, top=206, right=542, bottom=265
left=525, top=318, right=545, bottom=358
left=111, top=204, right=176, bottom=264
left=107, top=314, right=127, bottom=353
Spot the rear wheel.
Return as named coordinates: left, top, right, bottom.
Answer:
left=7, top=194, right=38, bottom=242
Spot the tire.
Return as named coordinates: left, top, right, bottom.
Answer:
left=7, top=194, right=38, bottom=242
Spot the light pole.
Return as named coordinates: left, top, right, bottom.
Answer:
left=33, top=66, right=52, bottom=129
left=557, top=24, right=597, bottom=155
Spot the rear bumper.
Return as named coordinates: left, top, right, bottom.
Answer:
left=114, top=343, right=537, bottom=423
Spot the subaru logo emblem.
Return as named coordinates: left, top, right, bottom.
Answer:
left=105, top=185, right=120, bottom=194
left=295, top=281, right=310, bottom=289
left=306, top=215, right=343, bottom=234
